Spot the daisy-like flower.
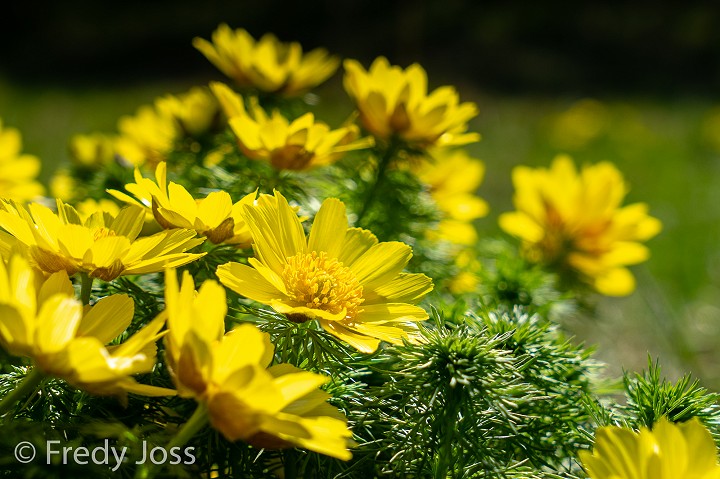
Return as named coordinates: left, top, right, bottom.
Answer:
left=580, top=417, right=720, bottom=479
left=0, top=199, right=205, bottom=281
left=0, top=254, right=173, bottom=399
left=0, top=119, right=44, bottom=201
left=343, top=57, right=480, bottom=148
left=115, top=104, right=179, bottom=168
left=163, top=269, right=352, bottom=460
left=109, top=162, right=255, bottom=245
left=211, top=82, right=372, bottom=171
left=413, top=148, right=488, bottom=246
left=498, top=155, right=662, bottom=296
left=155, top=87, right=219, bottom=137
left=217, top=191, right=433, bottom=353
left=194, top=24, right=339, bottom=96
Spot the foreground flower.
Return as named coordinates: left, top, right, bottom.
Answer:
left=163, top=269, right=352, bottom=459
left=0, top=119, right=44, bottom=201
left=217, top=191, right=433, bottom=353
left=580, top=417, right=720, bottom=479
left=109, top=162, right=255, bottom=245
left=0, top=255, right=172, bottom=399
left=413, top=148, right=488, bottom=246
left=211, top=82, right=372, bottom=170
left=0, top=200, right=205, bottom=280
left=498, top=155, right=662, bottom=296
left=194, top=24, right=339, bottom=95
left=343, top=57, right=480, bottom=148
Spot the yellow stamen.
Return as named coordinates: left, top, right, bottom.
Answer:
left=282, top=251, right=364, bottom=319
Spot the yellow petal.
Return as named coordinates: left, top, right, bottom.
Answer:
left=77, top=294, right=134, bottom=344
left=34, top=295, right=84, bottom=354
left=307, top=198, right=347, bottom=258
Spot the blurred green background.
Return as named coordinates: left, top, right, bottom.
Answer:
left=2, top=1, right=720, bottom=386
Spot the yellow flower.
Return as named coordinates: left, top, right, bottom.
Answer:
left=194, top=24, right=339, bottom=95
left=0, top=200, right=205, bottom=281
left=414, top=148, right=488, bottom=246
left=499, top=155, right=662, bottom=296
left=580, top=417, right=720, bottom=479
left=69, top=133, right=116, bottom=167
left=116, top=104, right=179, bottom=168
left=109, top=162, right=254, bottom=245
left=343, top=57, right=480, bottom=147
left=0, top=254, right=173, bottom=399
left=217, top=191, right=433, bottom=353
left=211, top=82, right=372, bottom=170
left=0, top=119, right=44, bottom=201
left=75, top=199, right=121, bottom=221
left=155, top=87, right=219, bottom=137
left=49, top=170, right=77, bottom=202
left=163, top=270, right=352, bottom=459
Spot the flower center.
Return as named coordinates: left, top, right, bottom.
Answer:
left=282, top=251, right=364, bottom=319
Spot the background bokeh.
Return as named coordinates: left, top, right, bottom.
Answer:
left=3, top=1, right=720, bottom=385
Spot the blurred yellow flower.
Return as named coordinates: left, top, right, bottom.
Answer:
left=0, top=200, right=205, bottom=281
left=549, top=99, right=608, bottom=150
left=499, top=155, right=662, bottom=296
left=69, top=133, right=116, bottom=167
left=580, top=417, right=720, bottom=479
left=49, top=170, right=77, bottom=202
left=109, top=162, right=255, bottom=245
left=0, top=119, right=44, bottom=201
left=163, top=270, right=352, bottom=459
left=211, top=82, right=372, bottom=170
left=0, top=254, right=173, bottom=399
left=217, top=191, right=433, bottom=353
left=116, top=104, right=179, bottom=168
left=414, top=148, right=488, bottom=246
left=194, top=24, right=339, bottom=95
left=75, top=198, right=121, bottom=221
left=343, top=57, right=479, bottom=148
left=156, top=87, right=219, bottom=137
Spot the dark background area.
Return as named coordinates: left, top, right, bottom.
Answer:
left=2, top=1, right=720, bottom=96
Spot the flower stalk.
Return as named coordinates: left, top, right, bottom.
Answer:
left=0, top=368, right=44, bottom=418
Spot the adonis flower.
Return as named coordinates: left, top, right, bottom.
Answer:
left=499, top=155, right=661, bottom=296
left=217, top=191, right=433, bottom=353
left=211, top=82, right=372, bottom=170
left=413, top=148, right=488, bottom=246
left=580, top=417, right=720, bottom=479
left=163, top=270, right=352, bottom=459
left=155, top=87, right=219, bottom=137
left=115, top=104, right=180, bottom=168
left=109, top=162, right=255, bottom=245
left=0, top=255, right=172, bottom=399
left=0, top=200, right=204, bottom=281
left=343, top=57, right=480, bottom=148
left=194, top=24, right=339, bottom=95
left=0, top=119, right=44, bottom=201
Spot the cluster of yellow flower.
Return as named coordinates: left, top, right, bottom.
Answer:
left=0, top=23, right=684, bottom=474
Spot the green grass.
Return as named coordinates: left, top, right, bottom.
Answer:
left=2, top=75, right=719, bottom=388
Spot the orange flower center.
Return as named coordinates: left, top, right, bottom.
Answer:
left=282, top=251, right=364, bottom=319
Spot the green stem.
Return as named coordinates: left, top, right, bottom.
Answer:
left=0, top=368, right=44, bottom=417
left=79, top=272, right=93, bottom=305
left=434, top=389, right=460, bottom=479
left=136, top=403, right=208, bottom=479
left=355, top=141, right=398, bottom=227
